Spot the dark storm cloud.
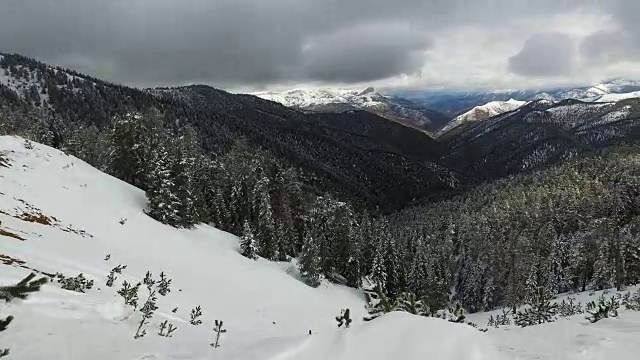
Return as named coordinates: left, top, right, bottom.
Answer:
left=508, top=33, right=576, bottom=77
left=0, top=0, right=610, bottom=88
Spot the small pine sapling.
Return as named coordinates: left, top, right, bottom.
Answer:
left=55, top=273, right=94, bottom=293
left=336, top=308, right=352, bottom=328
left=172, top=307, right=178, bottom=313
left=514, top=287, right=557, bottom=327
left=363, top=281, right=397, bottom=321
left=448, top=302, right=466, bottom=323
left=134, top=287, right=158, bottom=339
left=158, top=320, right=178, bottom=337
left=0, top=273, right=48, bottom=357
left=557, top=296, right=584, bottom=317
left=106, top=264, right=127, bottom=287
left=157, top=272, right=171, bottom=296
left=117, top=281, right=141, bottom=308
left=142, top=271, right=155, bottom=290
left=397, top=292, right=427, bottom=315
left=623, top=289, right=640, bottom=311
left=211, top=320, right=226, bottom=348
left=190, top=305, right=203, bottom=325
left=586, top=295, right=619, bottom=323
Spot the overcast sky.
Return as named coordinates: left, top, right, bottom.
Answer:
left=1, top=0, right=638, bottom=91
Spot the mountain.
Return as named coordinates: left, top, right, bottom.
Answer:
left=0, top=135, right=501, bottom=360
left=398, top=79, right=640, bottom=116
left=253, top=88, right=450, bottom=133
left=3, top=136, right=640, bottom=359
left=438, top=98, right=527, bottom=135
left=443, top=98, right=640, bottom=180
left=0, top=53, right=457, bottom=213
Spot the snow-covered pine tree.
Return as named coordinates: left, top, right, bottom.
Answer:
left=0, top=273, right=48, bottom=357
left=514, top=287, right=557, bottom=327
left=240, top=220, right=258, bottom=260
left=253, top=177, right=276, bottom=259
left=335, top=308, right=352, bottom=328
left=299, top=233, right=322, bottom=287
left=145, top=140, right=181, bottom=226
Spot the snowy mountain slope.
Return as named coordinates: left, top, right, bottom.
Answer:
left=0, top=136, right=366, bottom=359
left=253, top=87, right=450, bottom=132
left=593, top=91, right=640, bottom=103
left=0, top=136, right=495, bottom=360
left=438, top=99, right=527, bottom=135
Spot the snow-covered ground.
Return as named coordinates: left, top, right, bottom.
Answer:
left=2, top=135, right=640, bottom=359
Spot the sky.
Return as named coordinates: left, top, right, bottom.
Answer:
left=0, top=0, right=639, bottom=92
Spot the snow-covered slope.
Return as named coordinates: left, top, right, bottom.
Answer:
left=253, top=87, right=450, bottom=132
left=593, top=91, right=640, bottom=103
left=439, top=99, right=527, bottom=135
left=466, top=286, right=640, bottom=360
left=0, top=136, right=496, bottom=360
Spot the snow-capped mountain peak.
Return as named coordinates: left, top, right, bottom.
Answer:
left=438, top=98, right=527, bottom=135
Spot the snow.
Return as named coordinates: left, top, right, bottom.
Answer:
left=275, top=312, right=505, bottom=360
left=3, top=135, right=640, bottom=359
left=0, top=136, right=498, bottom=360
left=593, top=91, right=640, bottom=103
left=252, top=88, right=389, bottom=109
left=439, top=99, right=526, bottom=134
left=0, top=136, right=365, bottom=359
left=467, top=286, right=640, bottom=360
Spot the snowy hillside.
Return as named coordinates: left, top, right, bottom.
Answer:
left=252, top=87, right=450, bottom=132
left=439, top=99, right=526, bottom=134
left=593, top=91, right=640, bottom=103
left=0, top=136, right=498, bottom=360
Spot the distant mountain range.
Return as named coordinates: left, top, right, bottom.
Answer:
left=253, top=87, right=450, bottom=133
left=395, top=79, right=640, bottom=117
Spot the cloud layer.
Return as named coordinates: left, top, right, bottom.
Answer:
left=0, top=0, right=637, bottom=90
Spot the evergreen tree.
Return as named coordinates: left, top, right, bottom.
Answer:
left=299, top=233, right=322, bottom=287
left=0, top=273, right=48, bottom=357
left=240, top=221, right=258, bottom=260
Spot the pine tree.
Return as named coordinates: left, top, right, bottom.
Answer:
left=514, top=287, right=558, bottom=327
left=145, top=142, right=181, bottom=226
left=211, top=320, right=226, bottom=348
left=0, top=273, right=48, bottom=357
left=240, top=221, right=258, bottom=260
left=335, top=308, right=352, bottom=328
left=299, top=233, right=322, bottom=287
left=253, top=177, right=275, bottom=259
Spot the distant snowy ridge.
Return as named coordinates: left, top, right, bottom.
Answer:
left=439, top=99, right=527, bottom=135
left=253, top=87, right=451, bottom=132
left=253, top=88, right=388, bottom=109
left=593, top=91, right=640, bottom=103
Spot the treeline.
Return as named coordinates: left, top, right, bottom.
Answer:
left=0, top=107, right=386, bottom=289
left=387, top=144, right=640, bottom=312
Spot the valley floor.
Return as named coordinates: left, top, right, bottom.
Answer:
left=1, top=135, right=639, bottom=359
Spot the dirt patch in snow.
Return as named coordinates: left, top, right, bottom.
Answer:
left=2, top=200, right=93, bottom=238
left=20, top=211, right=54, bottom=225
left=0, top=253, right=55, bottom=277
left=0, top=227, right=25, bottom=240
